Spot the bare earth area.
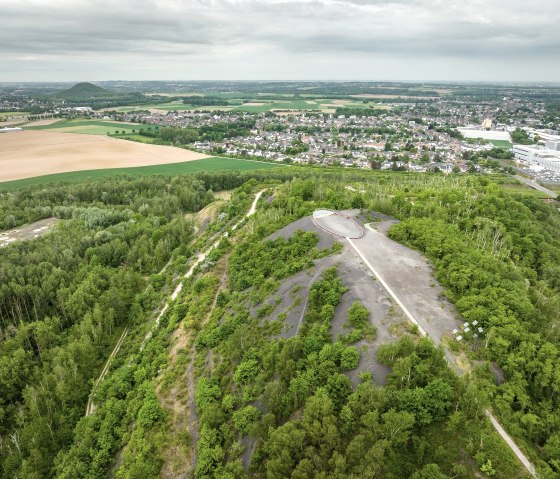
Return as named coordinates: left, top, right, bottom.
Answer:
left=0, top=130, right=210, bottom=182
left=0, top=217, right=59, bottom=248
left=24, top=118, right=62, bottom=127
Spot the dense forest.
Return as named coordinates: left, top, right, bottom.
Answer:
left=1, top=168, right=559, bottom=478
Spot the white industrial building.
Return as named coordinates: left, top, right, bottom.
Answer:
left=458, top=128, right=510, bottom=141
left=526, top=128, right=560, bottom=143
left=513, top=145, right=560, bottom=173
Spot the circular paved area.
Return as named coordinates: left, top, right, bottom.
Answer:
left=312, top=210, right=364, bottom=239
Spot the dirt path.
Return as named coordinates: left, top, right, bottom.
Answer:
left=85, top=326, right=129, bottom=416
left=86, top=190, right=266, bottom=418
left=485, top=411, right=538, bottom=477
left=295, top=268, right=327, bottom=335
left=184, top=258, right=230, bottom=475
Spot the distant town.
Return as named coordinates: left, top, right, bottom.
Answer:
left=1, top=81, right=559, bottom=183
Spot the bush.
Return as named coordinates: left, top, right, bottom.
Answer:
left=347, top=302, right=370, bottom=329
left=232, top=406, right=261, bottom=435
left=340, top=346, right=360, bottom=370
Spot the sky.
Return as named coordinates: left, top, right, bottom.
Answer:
left=1, top=0, right=559, bottom=82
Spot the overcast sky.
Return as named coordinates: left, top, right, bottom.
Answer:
left=1, top=0, right=559, bottom=82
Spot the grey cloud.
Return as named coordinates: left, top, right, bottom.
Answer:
left=0, top=0, right=559, bottom=81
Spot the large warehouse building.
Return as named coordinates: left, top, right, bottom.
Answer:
left=513, top=145, right=560, bottom=173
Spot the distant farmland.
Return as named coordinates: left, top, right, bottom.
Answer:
left=25, top=119, right=143, bottom=135
left=0, top=130, right=210, bottom=183
left=0, top=156, right=281, bottom=191
left=111, top=97, right=388, bottom=114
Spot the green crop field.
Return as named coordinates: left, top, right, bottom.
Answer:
left=105, top=97, right=389, bottom=114
left=114, top=133, right=156, bottom=143
left=0, top=157, right=281, bottom=191
left=233, top=98, right=387, bottom=113
left=0, top=111, right=29, bottom=119
left=489, top=139, right=513, bottom=149
left=25, top=119, right=144, bottom=135
left=114, top=102, right=194, bottom=112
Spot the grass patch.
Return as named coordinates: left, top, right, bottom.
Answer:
left=114, top=133, right=157, bottom=143
left=233, top=98, right=388, bottom=113
left=0, top=157, right=281, bottom=191
left=25, top=119, right=144, bottom=135
left=114, top=102, right=192, bottom=112
left=489, top=139, right=513, bottom=149
left=501, top=183, right=550, bottom=197
left=0, top=111, right=29, bottom=119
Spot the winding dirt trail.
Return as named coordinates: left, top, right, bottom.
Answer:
left=85, top=190, right=265, bottom=417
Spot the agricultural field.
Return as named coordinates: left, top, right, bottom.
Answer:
left=111, top=97, right=389, bottom=114
left=113, top=101, right=194, bottom=112
left=544, top=183, right=560, bottom=192
left=0, top=130, right=212, bottom=183
left=0, top=111, right=30, bottom=126
left=205, top=98, right=386, bottom=113
left=0, top=155, right=280, bottom=191
left=25, top=118, right=143, bottom=135
left=0, top=111, right=29, bottom=119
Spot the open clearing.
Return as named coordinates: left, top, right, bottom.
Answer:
left=0, top=130, right=212, bottom=183
left=0, top=217, right=59, bottom=248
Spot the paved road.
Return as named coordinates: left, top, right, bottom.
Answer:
left=346, top=226, right=539, bottom=478
left=485, top=410, right=538, bottom=477
left=514, top=175, right=557, bottom=198
left=86, top=190, right=265, bottom=416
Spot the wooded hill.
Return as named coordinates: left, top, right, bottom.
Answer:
left=0, top=169, right=559, bottom=478
left=52, top=82, right=149, bottom=109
